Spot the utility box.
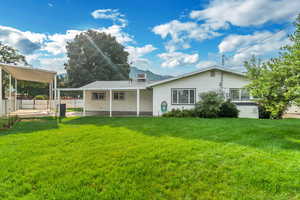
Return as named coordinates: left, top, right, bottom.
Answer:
left=59, top=104, right=66, bottom=117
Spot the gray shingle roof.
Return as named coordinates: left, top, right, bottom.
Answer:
left=80, top=80, right=151, bottom=89
left=78, top=65, right=245, bottom=90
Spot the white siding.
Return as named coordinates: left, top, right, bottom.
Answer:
left=85, top=89, right=152, bottom=112
left=236, top=105, right=259, bottom=118
left=152, top=70, right=258, bottom=118
left=286, top=103, right=300, bottom=113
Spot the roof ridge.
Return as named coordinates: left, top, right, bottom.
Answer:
left=148, top=65, right=246, bottom=87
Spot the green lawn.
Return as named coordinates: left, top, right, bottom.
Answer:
left=67, top=107, right=83, bottom=112
left=0, top=117, right=300, bottom=199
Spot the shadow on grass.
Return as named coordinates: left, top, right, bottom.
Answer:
left=63, top=116, right=300, bottom=152
left=0, top=117, right=59, bottom=136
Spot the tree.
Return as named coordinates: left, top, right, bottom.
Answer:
left=245, top=15, right=300, bottom=119
left=0, top=42, right=28, bottom=99
left=0, top=42, right=27, bottom=65
left=65, top=30, right=130, bottom=87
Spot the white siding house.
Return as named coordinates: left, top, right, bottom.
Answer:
left=149, top=67, right=258, bottom=118
left=58, top=66, right=259, bottom=118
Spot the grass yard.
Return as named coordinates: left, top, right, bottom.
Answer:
left=67, top=107, right=83, bottom=112
left=0, top=117, right=300, bottom=199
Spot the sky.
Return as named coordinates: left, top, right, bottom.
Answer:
left=0, top=0, right=299, bottom=76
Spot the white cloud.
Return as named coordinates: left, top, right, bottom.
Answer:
left=158, top=52, right=199, bottom=68
left=190, top=0, right=300, bottom=27
left=125, top=44, right=156, bottom=68
left=98, top=25, right=133, bottom=44
left=152, top=20, right=222, bottom=52
left=43, top=30, right=81, bottom=55
left=43, top=25, right=133, bottom=55
left=39, top=56, right=67, bottom=73
left=91, top=9, right=127, bottom=26
left=0, top=8, right=139, bottom=73
left=0, top=25, right=46, bottom=54
left=218, top=30, right=290, bottom=65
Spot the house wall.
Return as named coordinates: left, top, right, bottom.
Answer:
left=152, top=70, right=258, bottom=118
left=286, top=104, right=300, bottom=114
left=236, top=105, right=259, bottom=118
left=84, top=89, right=153, bottom=112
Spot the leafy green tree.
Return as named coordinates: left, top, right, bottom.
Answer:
left=0, top=42, right=28, bottom=99
left=17, top=81, right=48, bottom=99
left=245, top=15, right=300, bottom=119
left=0, top=42, right=27, bottom=65
left=65, top=30, right=130, bottom=87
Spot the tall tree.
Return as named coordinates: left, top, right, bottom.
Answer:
left=65, top=30, right=130, bottom=87
left=245, top=15, right=300, bottom=119
left=0, top=42, right=28, bottom=99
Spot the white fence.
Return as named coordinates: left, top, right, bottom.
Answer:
left=18, top=99, right=83, bottom=110
left=0, top=99, right=83, bottom=116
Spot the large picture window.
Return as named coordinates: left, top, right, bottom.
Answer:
left=171, top=89, right=196, bottom=104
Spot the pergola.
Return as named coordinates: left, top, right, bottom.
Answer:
left=0, top=63, right=57, bottom=116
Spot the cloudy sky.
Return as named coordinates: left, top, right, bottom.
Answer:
left=0, top=0, right=299, bottom=75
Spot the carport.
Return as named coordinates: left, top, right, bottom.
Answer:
left=0, top=63, right=57, bottom=117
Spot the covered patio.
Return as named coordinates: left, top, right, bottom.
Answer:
left=58, top=82, right=153, bottom=117
left=0, top=63, right=58, bottom=117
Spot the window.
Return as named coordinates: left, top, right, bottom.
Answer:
left=229, top=88, right=250, bottom=101
left=113, top=92, right=125, bottom=100
left=229, top=89, right=240, bottom=101
left=172, top=89, right=196, bottom=104
left=92, top=92, right=105, bottom=100
left=241, top=89, right=250, bottom=101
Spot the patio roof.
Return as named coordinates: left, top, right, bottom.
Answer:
left=0, top=63, right=56, bottom=83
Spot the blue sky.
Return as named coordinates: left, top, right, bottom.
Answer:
left=0, top=0, right=299, bottom=76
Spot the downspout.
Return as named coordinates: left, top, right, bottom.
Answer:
left=219, top=71, right=224, bottom=98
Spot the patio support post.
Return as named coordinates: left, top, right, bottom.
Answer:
left=9, top=74, right=11, bottom=114
left=0, top=68, right=2, bottom=116
left=15, top=79, right=17, bottom=111
left=49, top=83, right=52, bottom=110
left=83, top=90, right=86, bottom=116
left=136, top=89, right=140, bottom=117
left=54, top=75, right=57, bottom=108
left=58, top=89, right=61, bottom=116
left=109, top=89, right=112, bottom=117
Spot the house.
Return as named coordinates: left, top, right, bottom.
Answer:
left=58, top=66, right=259, bottom=118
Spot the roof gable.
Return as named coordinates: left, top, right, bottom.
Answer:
left=148, top=65, right=246, bottom=87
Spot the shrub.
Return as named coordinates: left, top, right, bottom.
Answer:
left=195, top=91, right=223, bottom=118
left=258, top=104, right=271, bottom=119
left=218, top=100, right=239, bottom=118
left=34, top=95, right=47, bottom=100
left=162, top=109, right=196, bottom=118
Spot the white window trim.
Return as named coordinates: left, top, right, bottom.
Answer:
left=92, top=92, right=105, bottom=100
left=113, top=92, right=125, bottom=101
left=229, top=88, right=250, bottom=102
left=171, top=88, right=196, bottom=105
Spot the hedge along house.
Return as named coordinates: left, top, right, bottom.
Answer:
left=0, top=63, right=58, bottom=116
left=59, top=66, right=259, bottom=118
